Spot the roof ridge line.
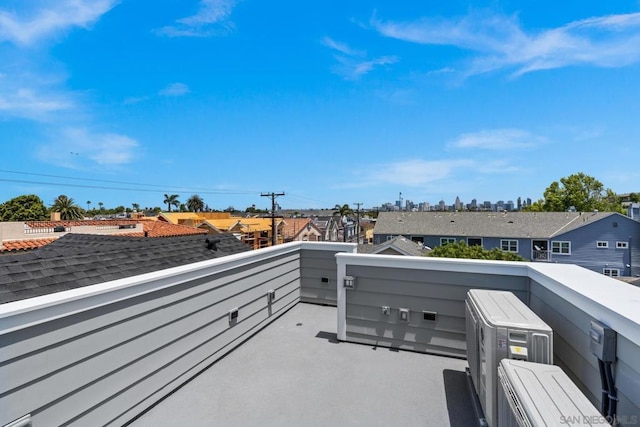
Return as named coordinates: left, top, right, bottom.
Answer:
left=549, top=213, right=584, bottom=237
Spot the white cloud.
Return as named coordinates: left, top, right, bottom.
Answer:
left=350, top=159, right=475, bottom=188
left=0, top=86, right=73, bottom=120
left=0, top=0, right=116, bottom=46
left=371, top=11, right=640, bottom=76
left=156, top=0, right=238, bottom=37
left=322, top=36, right=398, bottom=80
left=451, top=129, right=545, bottom=150
left=321, top=36, right=365, bottom=57
left=37, top=128, right=139, bottom=168
left=159, top=83, right=190, bottom=96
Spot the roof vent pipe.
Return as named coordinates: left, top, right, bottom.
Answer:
left=205, top=237, right=221, bottom=251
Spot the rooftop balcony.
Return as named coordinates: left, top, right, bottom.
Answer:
left=1, top=242, right=639, bottom=426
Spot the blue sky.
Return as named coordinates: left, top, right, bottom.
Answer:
left=1, top=1, right=639, bottom=211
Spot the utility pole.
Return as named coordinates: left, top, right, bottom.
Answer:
left=354, top=202, right=363, bottom=244
left=261, top=192, right=285, bottom=246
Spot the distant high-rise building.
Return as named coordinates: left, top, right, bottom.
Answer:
left=438, top=200, right=446, bottom=211
left=506, top=200, right=514, bottom=211
left=517, top=197, right=522, bottom=210
left=455, top=196, right=462, bottom=211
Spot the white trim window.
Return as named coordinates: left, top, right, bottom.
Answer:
left=616, top=241, right=629, bottom=249
left=501, top=239, right=518, bottom=252
left=603, top=268, right=620, bottom=277
left=551, top=241, right=571, bottom=255
left=596, top=241, right=609, bottom=248
left=440, top=237, right=456, bottom=246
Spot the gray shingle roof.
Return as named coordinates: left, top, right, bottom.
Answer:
left=373, top=211, right=618, bottom=239
left=0, top=233, right=250, bottom=304
left=358, top=236, right=429, bottom=256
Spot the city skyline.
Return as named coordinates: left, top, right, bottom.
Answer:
left=1, top=1, right=639, bottom=210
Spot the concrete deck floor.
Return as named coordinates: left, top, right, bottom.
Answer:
left=131, top=303, right=476, bottom=426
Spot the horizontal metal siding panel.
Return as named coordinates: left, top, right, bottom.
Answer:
left=348, top=265, right=529, bottom=290
left=0, top=259, right=299, bottom=391
left=1, top=253, right=300, bottom=359
left=348, top=276, right=527, bottom=302
left=0, top=255, right=301, bottom=426
left=299, top=249, right=339, bottom=305
left=530, top=281, right=640, bottom=418
left=343, top=266, right=528, bottom=357
left=347, top=304, right=465, bottom=335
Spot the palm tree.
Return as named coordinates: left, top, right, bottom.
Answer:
left=52, top=195, right=83, bottom=220
left=86, top=200, right=91, bottom=211
left=163, top=194, right=180, bottom=212
left=187, top=194, right=205, bottom=212
left=98, top=202, right=104, bottom=212
left=132, top=203, right=140, bottom=212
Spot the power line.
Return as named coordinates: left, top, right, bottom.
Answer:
left=0, top=178, right=255, bottom=196
left=261, top=192, right=285, bottom=246
left=0, top=169, right=258, bottom=194
left=354, top=202, right=363, bottom=244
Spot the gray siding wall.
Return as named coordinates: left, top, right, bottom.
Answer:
left=552, top=216, right=640, bottom=277
left=0, top=252, right=301, bottom=427
left=529, top=280, right=640, bottom=418
left=344, top=265, right=528, bottom=358
left=299, top=249, right=341, bottom=306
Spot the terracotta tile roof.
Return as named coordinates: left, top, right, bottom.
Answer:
left=25, top=220, right=140, bottom=228
left=1, top=238, right=58, bottom=252
left=138, top=220, right=207, bottom=237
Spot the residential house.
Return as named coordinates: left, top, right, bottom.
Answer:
left=0, top=219, right=207, bottom=253
left=281, top=218, right=322, bottom=242
left=357, top=235, right=430, bottom=256
left=311, top=215, right=341, bottom=242
left=373, top=211, right=640, bottom=277
left=0, top=232, right=250, bottom=304
left=158, top=212, right=285, bottom=250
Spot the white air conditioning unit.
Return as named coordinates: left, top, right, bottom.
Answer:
left=498, top=359, right=601, bottom=426
left=465, top=290, right=553, bottom=427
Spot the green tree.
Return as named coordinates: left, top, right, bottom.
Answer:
left=0, top=194, right=49, bottom=221
left=51, top=195, right=83, bottom=220
left=163, top=194, right=180, bottom=212
left=534, top=173, right=623, bottom=212
left=132, top=203, right=140, bottom=212
left=187, top=194, right=205, bottom=212
left=98, top=202, right=104, bottom=212
left=428, top=241, right=526, bottom=261
left=333, top=203, right=353, bottom=217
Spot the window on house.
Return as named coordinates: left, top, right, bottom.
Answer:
left=440, top=237, right=456, bottom=246
left=616, top=241, right=629, bottom=249
left=551, top=241, right=571, bottom=255
left=603, top=268, right=620, bottom=277
left=386, top=235, right=395, bottom=241
left=468, top=238, right=482, bottom=247
left=501, top=239, right=518, bottom=252
left=596, top=241, right=609, bottom=248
